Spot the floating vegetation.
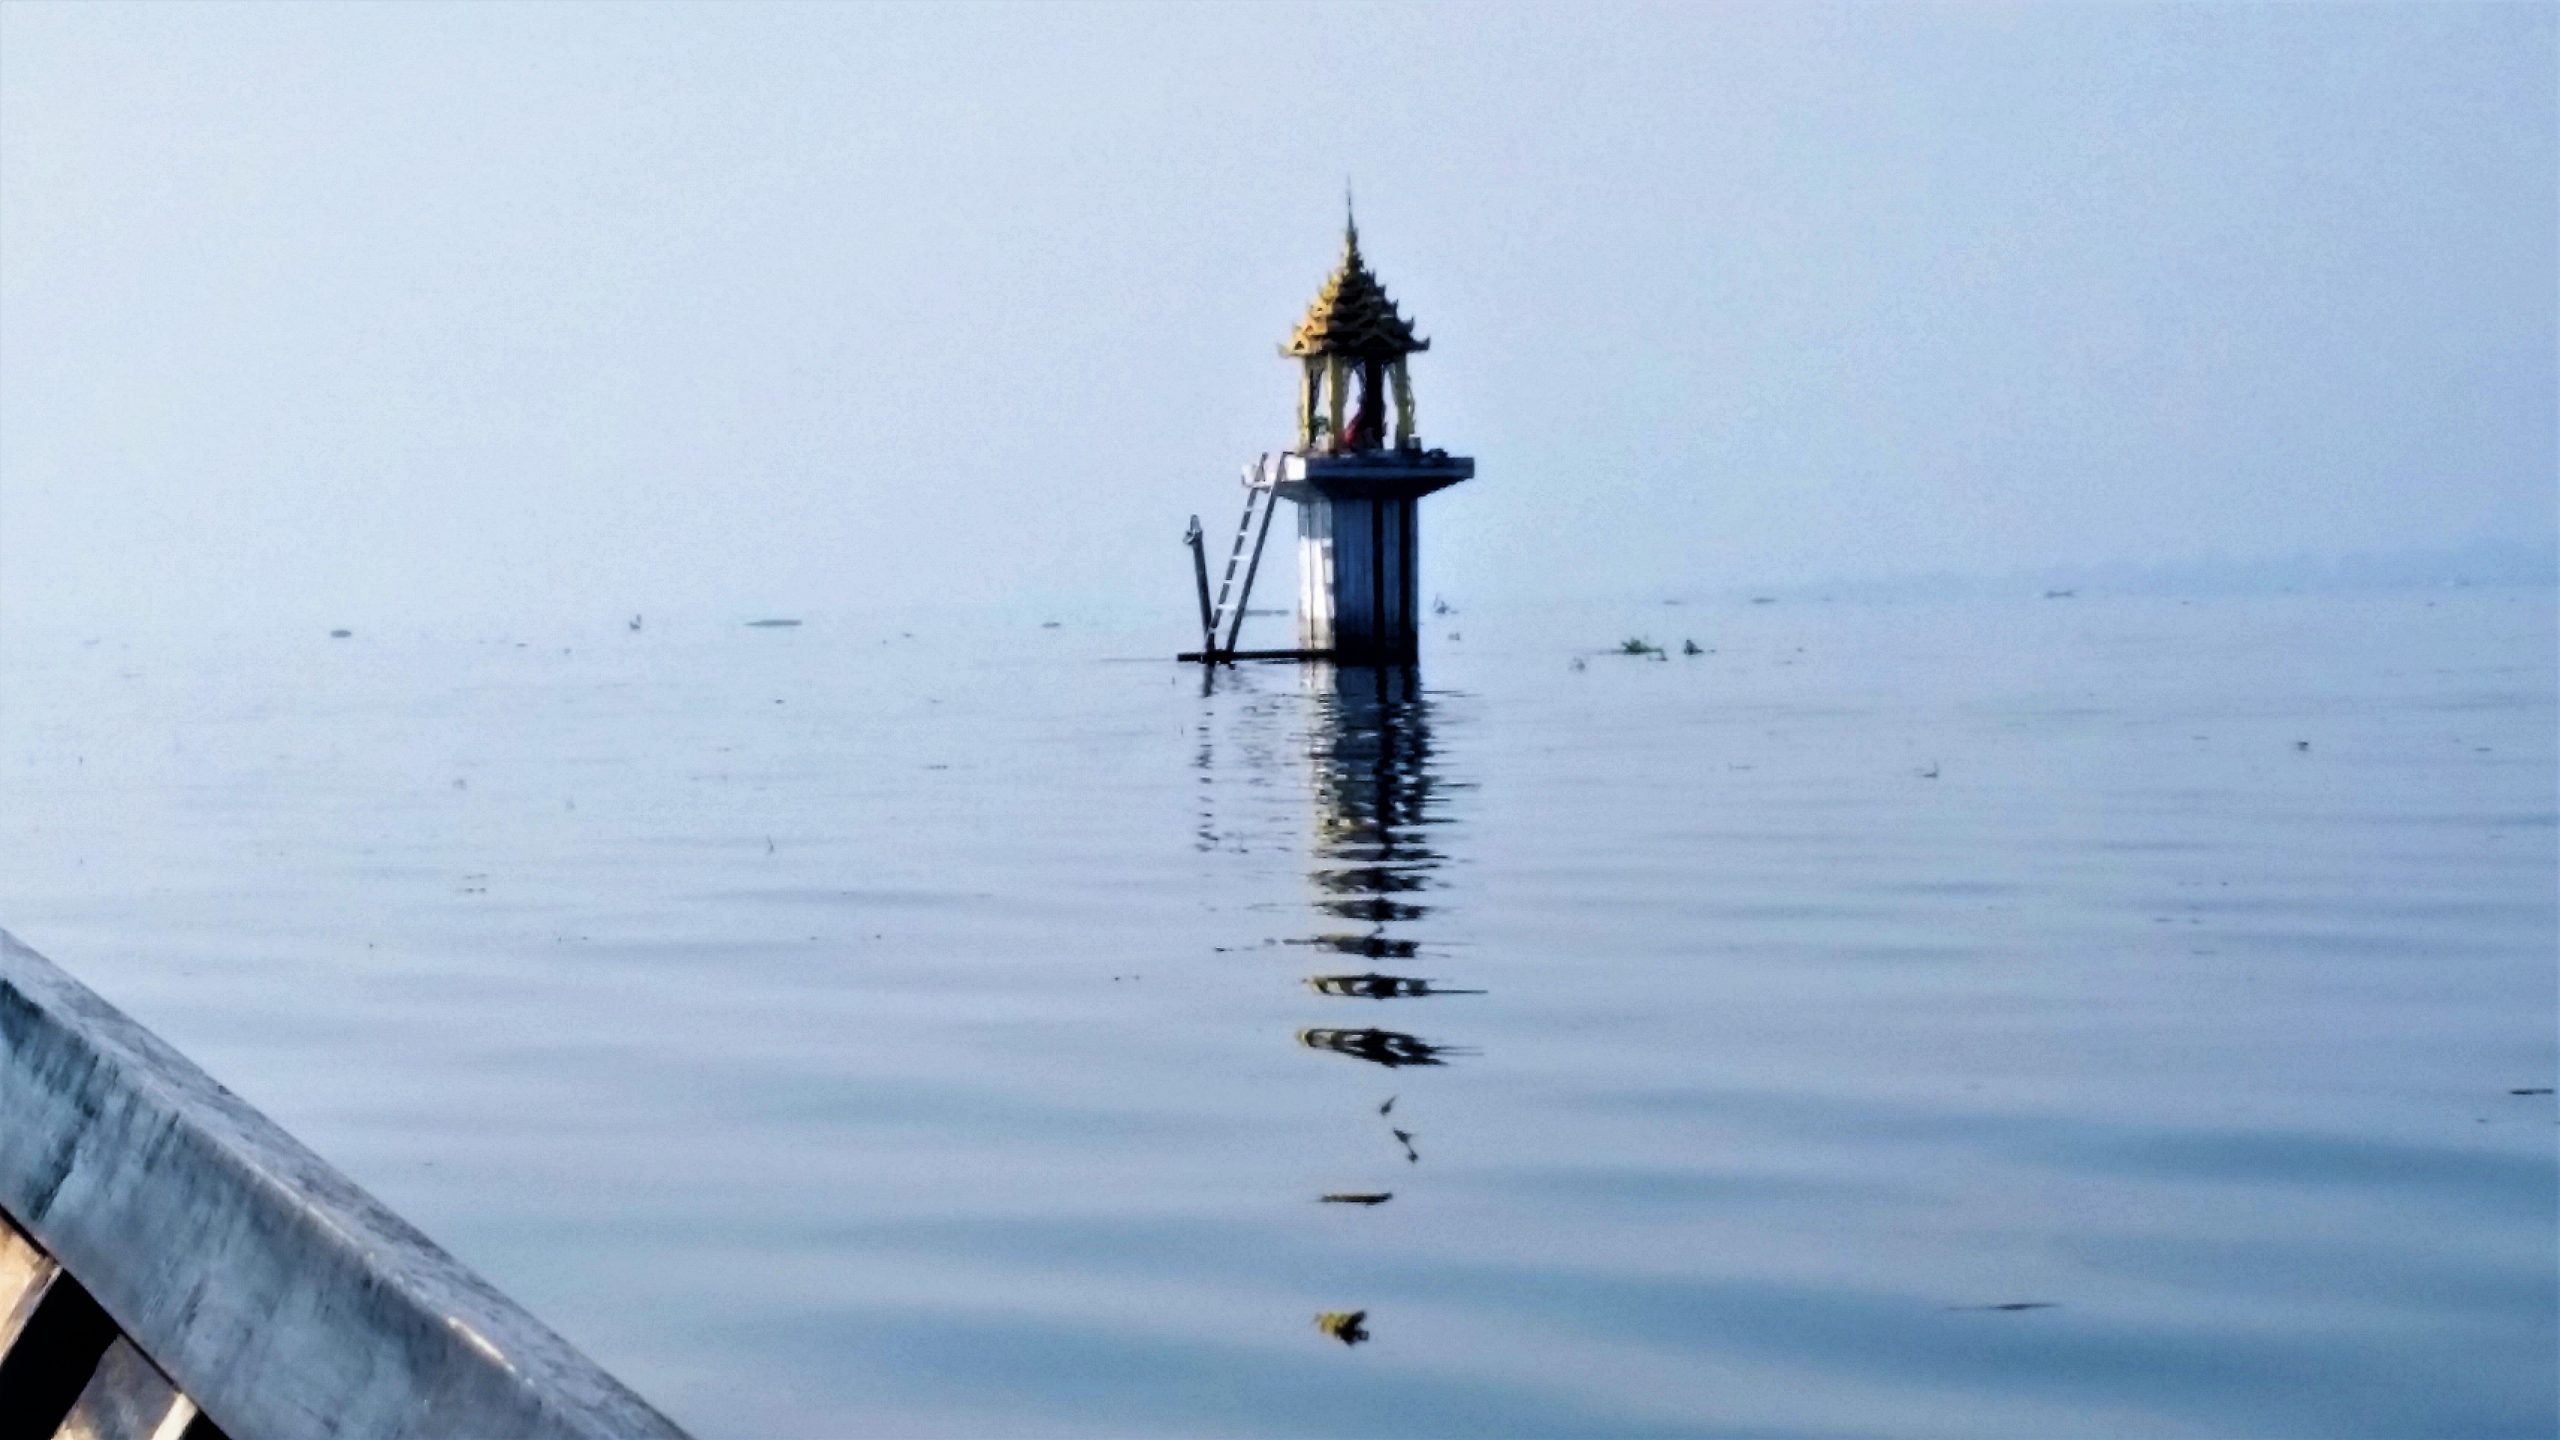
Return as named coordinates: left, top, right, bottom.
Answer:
left=1297, top=1027, right=1465, bottom=1068
left=1569, top=657, right=1587, bottom=672
left=1306, top=973, right=1484, bottom=999
left=1392, top=1127, right=1419, bottom=1163
left=1682, top=639, right=1704, bottom=655
left=1378, top=1095, right=1396, bottom=1115
left=1947, top=1302, right=2058, bottom=1313
left=2513, top=1087, right=2555, bottom=1096
left=328, top=629, right=352, bottom=639
left=745, top=618, right=803, bottom=628
left=1315, top=1310, right=1370, bottom=1346
left=1617, top=637, right=1663, bottom=656
left=1320, top=1192, right=1393, bottom=1206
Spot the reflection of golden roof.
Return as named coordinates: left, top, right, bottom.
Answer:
left=1283, top=217, right=1429, bottom=359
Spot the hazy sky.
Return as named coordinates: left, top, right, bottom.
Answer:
left=1, top=1, right=2551, bottom=633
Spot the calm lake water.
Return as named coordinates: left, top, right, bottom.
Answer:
left=3, top=588, right=2553, bottom=1438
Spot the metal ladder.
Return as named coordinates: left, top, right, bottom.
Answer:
left=1188, top=455, right=1280, bottom=660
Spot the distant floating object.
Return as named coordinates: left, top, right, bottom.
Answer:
left=328, top=629, right=353, bottom=639
left=2043, top=589, right=2077, bottom=599
left=1750, top=596, right=1776, bottom=605
left=1315, top=1310, right=1370, bottom=1346
left=1319, top=1192, right=1393, bottom=1206
left=745, top=619, right=803, bottom=628
left=629, top=614, right=644, bottom=631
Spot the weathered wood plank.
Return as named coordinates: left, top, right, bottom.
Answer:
left=0, top=1216, right=52, bottom=1356
left=0, top=1268, right=120, bottom=1440
left=1177, top=648, right=1333, bottom=663
left=51, top=1336, right=197, bottom=1440
left=0, top=929, right=690, bottom=1440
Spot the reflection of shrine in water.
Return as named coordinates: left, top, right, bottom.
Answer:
left=1291, top=663, right=1473, bottom=1345
left=1291, top=664, right=1478, bottom=1070
left=1296, top=1025, right=1468, bottom=1067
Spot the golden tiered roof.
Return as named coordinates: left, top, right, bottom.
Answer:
left=1283, top=215, right=1429, bottom=359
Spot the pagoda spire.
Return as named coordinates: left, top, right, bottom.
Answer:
left=1285, top=199, right=1428, bottom=452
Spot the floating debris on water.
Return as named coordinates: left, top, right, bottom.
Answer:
left=1618, top=637, right=1662, bottom=657
left=1392, top=1127, right=1419, bottom=1163
left=329, top=629, right=353, bottom=639
left=1307, top=973, right=1484, bottom=999
left=1947, top=1302, right=2058, bottom=1312
left=1682, top=639, right=1704, bottom=655
left=1379, top=1095, right=1396, bottom=1115
left=1315, top=1310, right=1369, bottom=1345
left=2512, top=1087, right=2554, bottom=1096
left=746, top=618, right=803, bottom=628
left=1297, top=1027, right=1464, bottom=1068
left=1320, top=1193, right=1393, bottom=1206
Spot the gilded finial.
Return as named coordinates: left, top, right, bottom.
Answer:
left=1281, top=189, right=1427, bottom=359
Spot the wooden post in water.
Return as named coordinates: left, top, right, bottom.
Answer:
left=1185, top=516, right=1214, bottom=653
